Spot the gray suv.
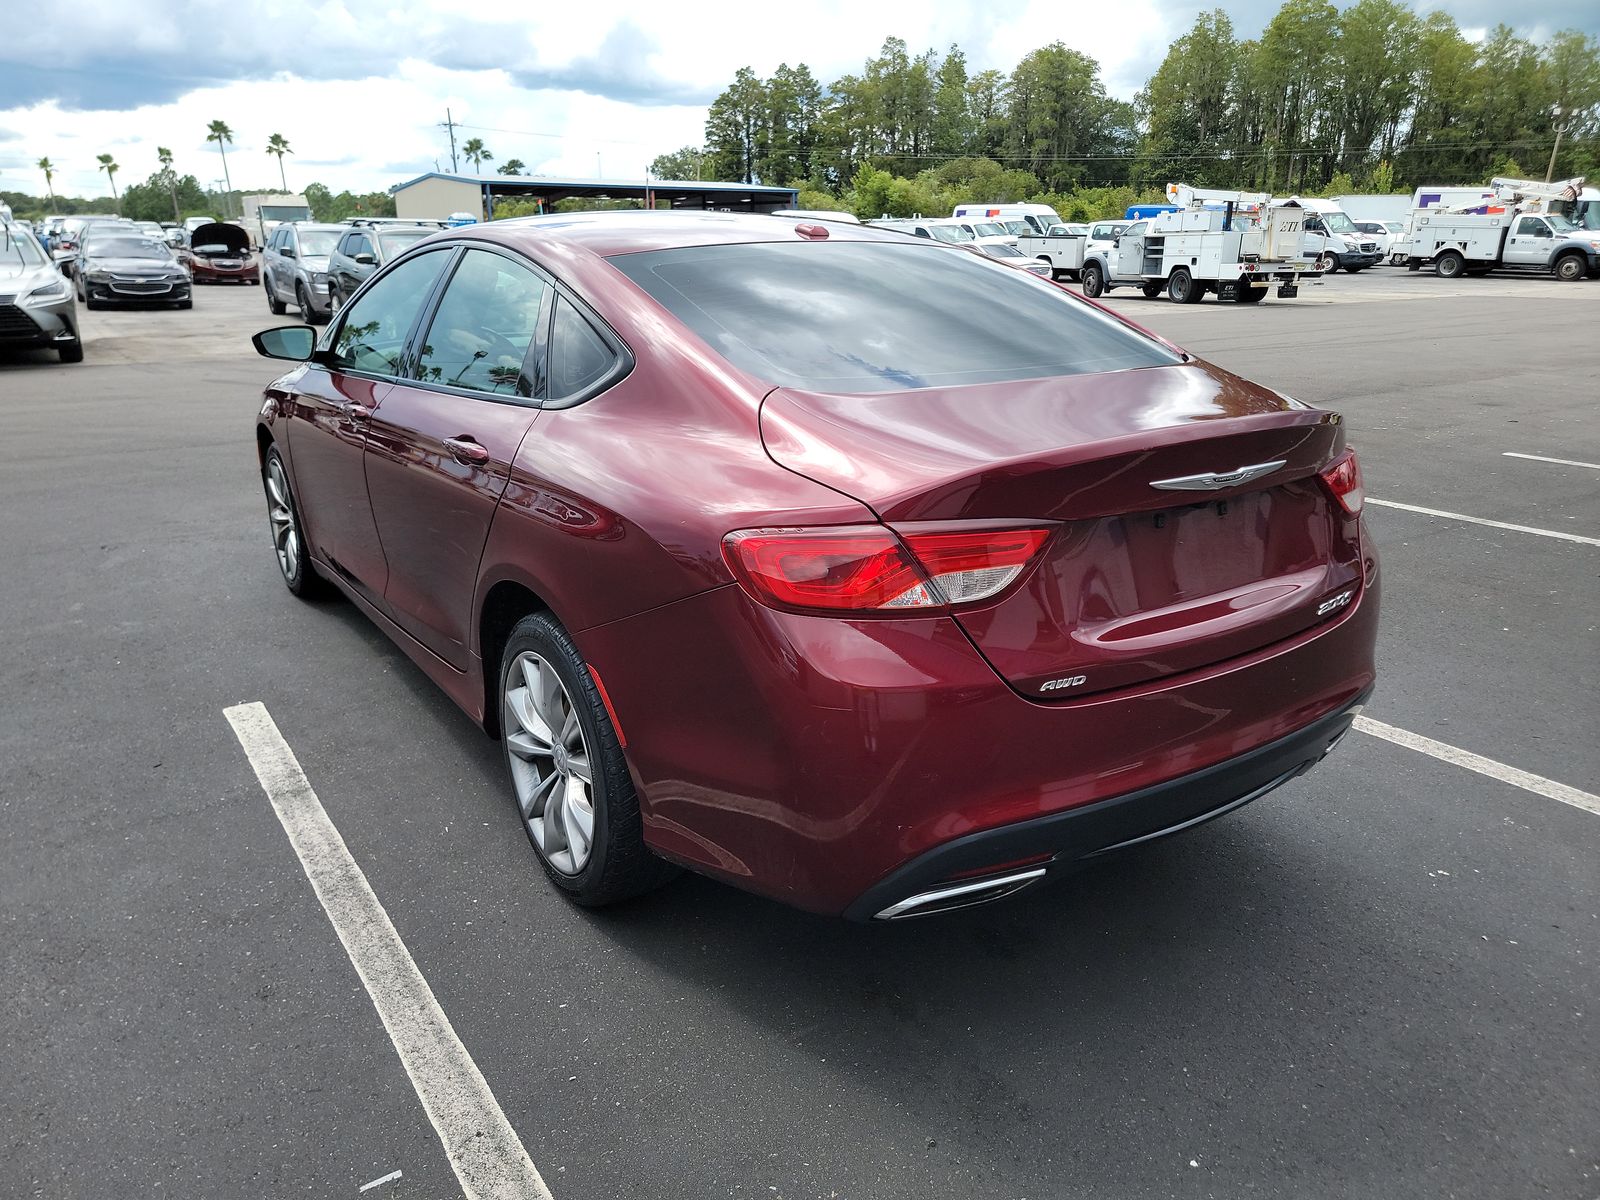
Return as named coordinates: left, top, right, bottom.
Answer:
left=263, top=222, right=344, bottom=324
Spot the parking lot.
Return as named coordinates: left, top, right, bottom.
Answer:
left=2, top=265, right=1596, bottom=1199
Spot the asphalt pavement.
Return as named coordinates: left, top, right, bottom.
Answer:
left=2, top=266, right=1596, bottom=1200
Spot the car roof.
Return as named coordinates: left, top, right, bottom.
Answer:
left=470, top=210, right=917, bottom=259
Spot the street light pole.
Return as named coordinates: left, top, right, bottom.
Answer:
left=1545, top=105, right=1568, bottom=183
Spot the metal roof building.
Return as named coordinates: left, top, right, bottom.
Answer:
left=390, top=172, right=798, bottom=222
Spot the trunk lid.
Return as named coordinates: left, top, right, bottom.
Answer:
left=760, top=362, right=1364, bottom=698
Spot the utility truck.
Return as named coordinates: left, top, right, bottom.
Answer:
left=1080, top=185, right=1319, bottom=304
left=1014, top=223, right=1089, bottom=279
left=1398, top=176, right=1598, bottom=281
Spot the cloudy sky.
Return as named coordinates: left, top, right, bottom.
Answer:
left=2, top=0, right=1594, bottom=201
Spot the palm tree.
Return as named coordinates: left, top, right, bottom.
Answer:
left=497, top=159, right=526, bottom=176
left=462, top=137, right=493, bottom=173
left=157, top=146, right=180, bottom=222
left=206, top=120, right=234, bottom=216
left=266, top=133, right=292, bottom=191
left=37, top=157, right=57, bottom=211
left=97, top=153, right=120, bottom=213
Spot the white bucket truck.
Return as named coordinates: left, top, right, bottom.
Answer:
left=1079, top=186, right=1319, bottom=304
left=1398, top=176, right=1598, bottom=281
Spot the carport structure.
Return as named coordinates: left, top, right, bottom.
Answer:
left=391, top=172, right=798, bottom=223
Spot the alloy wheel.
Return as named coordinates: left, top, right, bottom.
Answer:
left=504, top=651, right=596, bottom=875
left=264, top=457, right=301, bottom=581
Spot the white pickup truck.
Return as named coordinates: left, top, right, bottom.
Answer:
left=1401, top=210, right=1600, bottom=280
left=1014, top=224, right=1088, bottom=279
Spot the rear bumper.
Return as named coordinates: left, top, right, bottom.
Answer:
left=844, top=686, right=1370, bottom=920
left=581, top=546, right=1380, bottom=917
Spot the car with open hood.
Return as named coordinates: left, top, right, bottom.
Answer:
left=249, top=210, right=1378, bottom=921
left=0, top=220, right=81, bottom=362
left=183, top=221, right=259, bottom=285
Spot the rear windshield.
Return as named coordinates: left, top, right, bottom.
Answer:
left=377, top=229, right=432, bottom=256
left=610, top=241, right=1180, bottom=393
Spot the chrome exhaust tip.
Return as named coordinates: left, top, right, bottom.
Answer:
left=873, top=867, right=1048, bottom=920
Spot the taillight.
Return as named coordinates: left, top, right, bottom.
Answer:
left=1319, top=449, right=1364, bottom=514
left=722, top=525, right=1051, bottom=615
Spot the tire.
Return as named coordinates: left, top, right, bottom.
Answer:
left=499, top=612, right=676, bottom=907
left=1317, top=252, right=1338, bottom=273
left=1081, top=262, right=1105, bottom=298
left=1168, top=268, right=1203, bottom=304
left=1435, top=251, right=1465, bottom=279
left=295, top=282, right=324, bottom=325
left=267, top=282, right=287, bottom=315
left=1553, top=253, right=1586, bottom=282
left=328, top=284, right=343, bottom=315
left=58, top=339, right=84, bottom=364
left=74, top=274, right=85, bottom=303
left=261, top=446, right=325, bottom=599
left=1140, top=281, right=1163, bottom=299
left=1236, top=280, right=1267, bottom=303
left=1343, top=264, right=1365, bottom=274
left=85, top=299, right=103, bottom=311
left=177, top=299, right=193, bottom=309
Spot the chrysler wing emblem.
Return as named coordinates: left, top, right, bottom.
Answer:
left=1149, top=459, right=1286, bottom=492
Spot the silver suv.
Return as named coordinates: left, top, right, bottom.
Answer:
left=263, top=222, right=344, bottom=324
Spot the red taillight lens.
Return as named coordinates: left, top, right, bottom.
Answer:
left=1319, top=449, right=1364, bottom=515
left=722, top=525, right=1051, bottom=615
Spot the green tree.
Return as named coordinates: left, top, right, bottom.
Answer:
left=37, top=157, right=56, bottom=211
left=206, top=121, right=234, bottom=216
left=156, top=146, right=180, bottom=221
left=649, top=146, right=705, bottom=180
left=461, top=137, right=493, bottom=172
left=931, top=45, right=974, bottom=157
left=1004, top=43, right=1123, bottom=190
left=266, top=133, right=292, bottom=191
left=704, top=67, right=767, bottom=181
left=120, top=171, right=210, bottom=222
left=1136, top=11, right=1242, bottom=187
left=966, top=70, right=1008, bottom=161
left=497, top=159, right=527, bottom=175
left=96, top=153, right=120, bottom=212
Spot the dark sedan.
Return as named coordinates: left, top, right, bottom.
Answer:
left=75, top=232, right=192, bottom=309
left=183, top=221, right=259, bottom=285
left=251, top=212, right=1377, bottom=920
left=326, top=223, right=437, bottom=312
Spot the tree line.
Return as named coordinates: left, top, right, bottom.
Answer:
left=652, top=3, right=1600, bottom=214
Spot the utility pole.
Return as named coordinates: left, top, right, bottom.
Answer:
left=1545, top=105, right=1568, bottom=183
left=440, top=109, right=459, bottom=174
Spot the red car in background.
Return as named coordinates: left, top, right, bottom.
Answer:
left=251, top=212, right=1378, bottom=920
left=184, top=221, right=259, bottom=285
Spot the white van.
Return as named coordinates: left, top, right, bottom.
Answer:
left=1277, top=197, right=1382, bottom=272
left=772, top=208, right=862, bottom=224
left=951, top=203, right=1063, bottom=236
left=866, top=217, right=975, bottom=244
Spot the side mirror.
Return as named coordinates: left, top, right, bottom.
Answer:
left=280, top=246, right=296, bottom=259
left=1111, top=237, right=1121, bottom=247
left=353, top=252, right=376, bottom=265
left=253, top=325, right=317, bottom=362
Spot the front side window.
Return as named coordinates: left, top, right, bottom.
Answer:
left=611, top=240, right=1179, bottom=394
left=414, top=249, right=548, bottom=396
left=328, top=249, right=450, bottom=376
left=1516, top=216, right=1550, bottom=237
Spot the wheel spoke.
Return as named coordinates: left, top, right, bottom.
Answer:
left=542, top=785, right=569, bottom=855
left=564, top=779, right=594, bottom=864
left=505, top=725, right=554, bottom=762
left=534, top=661, right=566, bottom=735
left=518, top=768, right=559, bottom=821
left=559, top=705, right=581, bottom=749
left=565, top=752, right=592, bottom=783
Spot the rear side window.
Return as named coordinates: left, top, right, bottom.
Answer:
left=414, top=249, right=548, bottom=397
left=548, top=297, right=617, bottom=400
left=611, top=241, right=1179, bottom=393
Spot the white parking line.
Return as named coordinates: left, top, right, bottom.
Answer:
left=1367, top=498, right=1600, bottom=546
left=223, top=702, right=554, bottom=1200
left=1502, top=452, right=1600, bottom=471
left=1354, top=716, right=1600, bottom=817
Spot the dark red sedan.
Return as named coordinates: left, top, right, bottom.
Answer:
left=252, top=212, right=1377, bottom=919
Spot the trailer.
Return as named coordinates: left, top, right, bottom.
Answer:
left=1014, top=224, right=1088, bottom=279
left=1397, top=176, right=1598, bottom=281
left=240, top=193, right=311, bottom=250
left=1080, top=186, right=1320, bottom=304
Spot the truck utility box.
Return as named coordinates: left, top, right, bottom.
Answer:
left=1014, top=225, right=1088, bottom=279
left=1398, top=176, right=1598, bottom=281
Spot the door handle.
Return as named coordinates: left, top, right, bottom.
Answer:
left=343, top=403, right=372, bottom=421
left=444, top=436, right=490, bottom=465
